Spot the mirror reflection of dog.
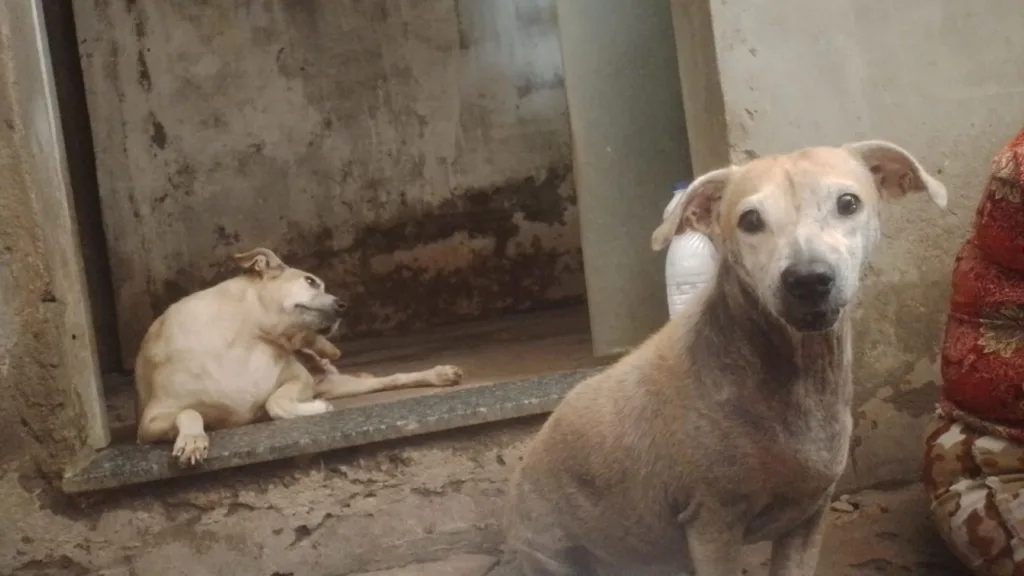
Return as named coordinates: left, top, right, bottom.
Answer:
left=134, top=247, right=463, bottom=466
left=504, top=141, right=948, bottom=575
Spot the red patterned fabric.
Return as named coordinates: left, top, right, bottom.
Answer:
left=940, top=128, right=1024, bottom=440
left=974, top=135, right=1024, bottom=271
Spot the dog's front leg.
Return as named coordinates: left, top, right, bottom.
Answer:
left=316, top=365, right=464, bottom=399
left=138, top=406, right=210, bottom=467
left=683, top=503, right=744, bottom=576
left=767, top=494, right=830, bottom=576
left=266, top=361, right=333, bottom=419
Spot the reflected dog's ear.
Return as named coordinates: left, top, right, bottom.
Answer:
left=233, top=247, right=286, bottom=279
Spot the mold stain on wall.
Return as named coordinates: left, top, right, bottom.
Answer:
left=72, top=0, right=580, bottom=366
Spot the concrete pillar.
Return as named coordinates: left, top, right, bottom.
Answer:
left=0, top=0, right=108, bottom=477
left=557, top=0, right=692, bottom=356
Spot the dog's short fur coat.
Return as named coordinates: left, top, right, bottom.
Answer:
left=135, top=247, right=463, bottom=466
left=504, top=141, right=947, bottom=575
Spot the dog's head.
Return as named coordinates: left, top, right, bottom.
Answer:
left=653, top=140, right=947, bottom=333
left=232, top=247, right=347, bottom=337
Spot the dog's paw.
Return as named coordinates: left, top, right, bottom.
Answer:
left=431, top=365, right=464, bottom=387
left=314, top=337, right=342, bottom=362
left=172, top=432, right=210, bottom=467
left=310, top=399, right=334, bottom=414
left=318, top=357, right=340, bottom=374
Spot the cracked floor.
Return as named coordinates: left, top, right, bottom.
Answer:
left=351, top=484, right=969, bottom=576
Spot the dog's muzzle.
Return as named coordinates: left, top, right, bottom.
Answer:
left=321, top=297, right=347, bottom=335
left=329, top=296, right=347, bottom=316
left=300, top=297, right=348, bottom=335
left=778, top=261, right=841, bottom=332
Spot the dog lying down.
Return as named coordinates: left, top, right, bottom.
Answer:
left=504, top=141, right=948, bottom=575
left=135, top=247, right=463, bottom=466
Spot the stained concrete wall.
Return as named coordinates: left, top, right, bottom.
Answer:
left=73, top=0, right=583, bottom=368
left=672, top=0, right=1024, bottom=490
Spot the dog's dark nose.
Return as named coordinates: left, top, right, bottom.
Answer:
left=332, top=297, right=348, bottom=313
left=781, top=261, right=836, bottom=302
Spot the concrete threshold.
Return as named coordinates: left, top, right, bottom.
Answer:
left=62, top=368, right=595, bottom=493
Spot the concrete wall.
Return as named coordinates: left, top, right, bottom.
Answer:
left=672, top=0, right=1024, bottom=490
left=73, top=0, right=583, bottom=368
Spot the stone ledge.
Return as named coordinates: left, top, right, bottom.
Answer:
left=62, top=369, right=595, bottom=494
left=352, top=554, right=498, bottom=576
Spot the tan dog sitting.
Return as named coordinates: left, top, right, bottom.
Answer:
left=135, top=247, right=463, bottom=466
left=504, top=141, right=947, bottom=575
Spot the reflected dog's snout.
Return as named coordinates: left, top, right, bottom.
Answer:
left=781, top=261, right=836, bottom=304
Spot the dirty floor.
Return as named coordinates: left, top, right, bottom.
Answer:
left=350, top=484, right=969, bottom=576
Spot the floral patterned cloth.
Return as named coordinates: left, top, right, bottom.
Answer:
left=923, top=418, right=1024, bottom=576
left=925, top=127, right=1024, bottom=576
left=941, top=127, right=1024, bottom=439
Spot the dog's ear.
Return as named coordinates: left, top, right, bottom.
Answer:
left=651, top=167, right=735, bottom=251
left=842, top=140, right=947, bottom=208
left=233, top=247, right=285, bottom=278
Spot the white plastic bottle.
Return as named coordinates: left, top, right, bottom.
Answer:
left=663, top=181, right=718, bottom=319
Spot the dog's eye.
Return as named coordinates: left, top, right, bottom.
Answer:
left=836, top=193, right=861, bottom=216
left=737, top=209, right=765, bottom=234
left=304, top=276, right=319, bottom=288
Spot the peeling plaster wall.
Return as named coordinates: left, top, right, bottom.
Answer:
left=73, top=0, right=581, bottom=368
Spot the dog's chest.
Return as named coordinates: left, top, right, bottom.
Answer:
left=205, top=346, right=286, bottom=411
left=739, top=486, right=830, bottom=544
left=736, top=396, right=852, bottom=541
left=740, top=441, right=845, bottom=540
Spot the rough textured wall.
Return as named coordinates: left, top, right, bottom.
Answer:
left=0, top=1, right=96, bottom=476
left=73, top=0, right=581, bottom=368
left=672, top=0, right=1024, bottom=490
